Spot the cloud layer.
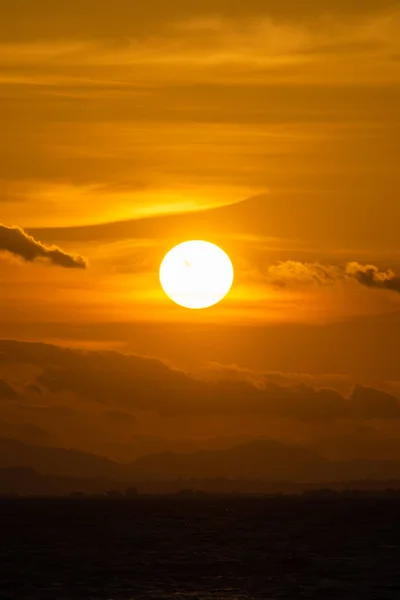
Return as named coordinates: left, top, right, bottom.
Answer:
left=0, top=225, right=87, bottom=269
left=0, top=339, right=393, bottom=422
left=1, top=339, right=400, bottom=462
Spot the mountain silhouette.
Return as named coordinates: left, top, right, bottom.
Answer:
left=0, top=467, right=124, bottom=496
left=3, top=437, right=400, bottom=486
left=128, top=440, right=328, bottom=481
left=0, top=438, right=125, bottom=480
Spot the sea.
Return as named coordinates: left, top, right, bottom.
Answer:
left=1, top=496, right=400, bottom=599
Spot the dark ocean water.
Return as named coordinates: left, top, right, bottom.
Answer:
left=1, top=496, right=400, bottom=599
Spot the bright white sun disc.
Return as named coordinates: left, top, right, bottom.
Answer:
left=159, top=240, right=234, bottom=309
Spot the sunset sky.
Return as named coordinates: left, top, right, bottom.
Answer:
left=0, top=1, right=399, bottom=461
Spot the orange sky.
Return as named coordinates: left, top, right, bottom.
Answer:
left=0, top=1, right=399, bottom=458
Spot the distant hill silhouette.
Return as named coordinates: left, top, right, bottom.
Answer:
left=128, top=440, right=400, bottom=482
left=0, top=467, right=125, bottom=496
left=0, top=438, right=125, bottom=480
left=4, top=437, right=400, bottom=485
left=128, top=440, right=328, bottom=481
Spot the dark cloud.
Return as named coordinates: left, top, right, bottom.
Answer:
left=8, top=340, right=391, bottom=422
left=0, top=225, right=87, bottom=269
left=0, top=420, right=52, bottom=446
left=199, top=362, right=353, bottom=395
left=1, top=340, right=400, bottom=463
left=0, top=379, right=18, bottom=401
left=25, top=384, right=42, bottom=396
left=350, top=385, right=400, bottom=419
left=0, top=340, right=398, bottom=424
left=346, top=262, right=400, bottom=293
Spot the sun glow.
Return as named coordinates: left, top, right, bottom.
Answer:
left=159, top=241, right=234, bottom=309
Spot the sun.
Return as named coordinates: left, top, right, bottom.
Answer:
left=160, top=240, right=234, bottom=309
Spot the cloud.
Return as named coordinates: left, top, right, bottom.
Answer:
left=265, top=261, right=341, bottom=287
left=0, top=339, right=389, bottom=422
left=0, top=4, right=399, bottom=238
left=1, top=340, right=400, bottom=463
left=264, top=260, right=400, bottom=294
left=346, top=262, right=400, bottom=293
left=34, top=360, right=400, bottom=421
left=0, top=340, right=399, bottom=425
left=0, top=419, right=52, bottom=446
left=198, top=362, right=353, bottom=395
left=350, top=385, right=400, bottom=419
left=0, top=225, right=87, bottom=269
left=0, top=379, right=18, bottom=401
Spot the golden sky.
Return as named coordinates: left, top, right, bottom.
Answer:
left=0, top=1, right=399, bottom=457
